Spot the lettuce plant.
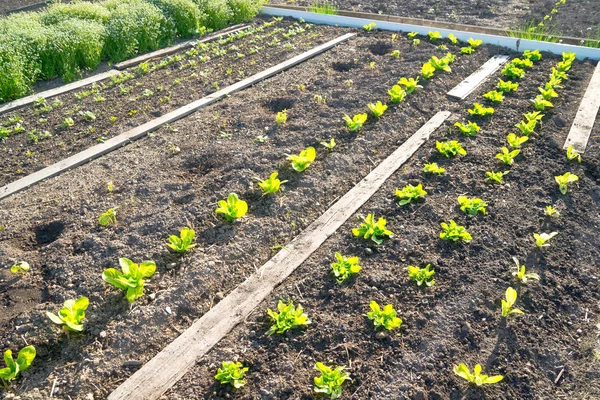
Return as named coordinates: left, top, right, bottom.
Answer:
left=343, top=114, right=368, bottom=131
left=407, top=32, right=418, bottom=39
left=485, top=170, right=509, bottom=184
left=495, top=147, right=520, bottom=165
left=511, top=57, right=533, bottom=69
left=215, top=361, right=248, bottom=388
left=467, top=38, right=483, bottom=48
left=46, top=297, right=89, bottom=332
left=407, top=264, right=435, bottom=287
left=314, top=362, right=350, bottom=399
left=454, top=363, right=503, bottom=386
left=10, top=261, right=30, bottom=274
left=102, top=258, right=156, bottom=303
left=506, top=133, right=529, bottom=149
left=436, top=140, right=466, bottom=158
left=423, top=162, right=445, bottom=175
left=368, top=101, right=388, bottom=118
left=512, top=257, right=539, bottom=284
left=98, top=208, right=117, bottom=227
left=457, top=196, right=487, bottom=215
left=421, top=62, right=435, bottom=79
left=501, top=287, right=524, bottom=318
left=448, top=33, right=458, bottom=44
left=266, top=300, right=310, bottom=335
left=523, top=49, right=542, bottom=61
left=397, top=77, right=422, bottom=94
left=467, top=103, right=494, bottom=117
left=497, top=79, right=519, bottom=93
left=396, top=184, right=427, bottom=205
left=461, top=46, right=475, bottom=54
left=555, top=172, right=578, bottom=194
left=532, top=95, right=553, bottom=111
left=363, top=22, right=376, bottom=31
left=258, top=172, right=287, bottom=194
left=440, top=220, right=471, bottom=242
left=454, top=121, right=480, bottom=137
left=388, top=85, right=406, bottom=103
left=367, top=301, right=402, bottom=331
left=566, top=145, right=582, bottom=163
left=215, top=193, right=248, bottom=221
left=551, top=67, right=568, bottom=81
left=61, top=117, right=75, bottom=129
left=483, top=90, right=504, bottom=103
left=0, top=346, right=36, bottom=389
left=515, top=119, right=537, bottom=136
left=545, top=205, right=559, bottom=217
left=287, top=147, right=316, bottom=172
left=352, top=214, right=394, bottom=245
left=276, top=109, right=287, bottom=125
left=320, top=138, right=336, bottom=150
left=534, top=232, right=558, bottom=247
left=502, top=64, right=525, bottom=79
left=331, top=252, right=361, bottom=283
left=545, top=76, right=563, bottom=90
left=428, top=31, right=442, bottom=41
left=429, top=55, right=452, bottom=72
left=539, top=86, right=558, bottom=101
left=167, top=227, right=196, bottom=254
left=524, top=111, right=544, bottom=122
left=390, top=50, right=401, bottom=59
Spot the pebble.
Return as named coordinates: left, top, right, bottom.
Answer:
left=364, top=248, right=373, bottom=255
left=99, top=331, right=107, bottom=338
left=123, top=360, right=143, bottom=368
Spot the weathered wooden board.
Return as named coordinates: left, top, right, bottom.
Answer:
left=107, top=111, right=451, bottom=400
left=563, top=61, right=600, bottom=153
left=0, top=33, right=356, bottom=202
left=447, top=55, right=510, bottom=99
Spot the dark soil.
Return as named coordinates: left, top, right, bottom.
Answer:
left=0, top=17, right=338, bottom=187
left=270, top=0, right=600, bottom=38
left=163, top=52, right=600, bottom=399
left=0, top=0, right=46, bottom=14
left=0, top=29, right=508, bottom=399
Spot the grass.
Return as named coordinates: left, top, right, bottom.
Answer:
left=507, top=20, right=561, bottom=43
left=583, top=28, right=600, bottom=48
left=307, top=0, right=338, bottom=15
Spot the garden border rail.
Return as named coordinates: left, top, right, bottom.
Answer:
left=107, top=111, right=452, bottom=400
left=0, top=33, right=356, bottom=202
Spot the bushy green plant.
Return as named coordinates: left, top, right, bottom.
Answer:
left=0, top=346, right=36, bottom=389
left=467, top=103, right=494, bottom=117
left=41, top=2, right=110, bottom=24
left=506, top=133, right=529, bottom=149
left=215, top=193, right=248, bottom=221
left=523, top=49, right=542, bottom=61
left=397, top=76, right=421, bottom=94
left=46, top=297, right=89, bottom=332
left=287, top=146, right=316, bottom=172
left=367, top=301, right=402, bottom=330
left=102, top=257, right=156, bottom=303
left=258, top=172, right=287, bottom=194
left=497, top=79, right=519, bottom=93
left=314, top=362, right=350, bottom=399
left=467, top=38, right=482, bottom=48
left=215, top=361, right=248, bottom=388
left=436, top=140, right=466, bottom=158
left=428, top=31, right=442, bottom=41
left=421, top=62, right=435, bottom=79
left=331, top=252, right=361, bottom=283
left=368, top=101, right=387, bottom=117
left=495, top=147, right=520, bottom=165
left=423, top=162, right=445, bottom=175
left=502, top=63, right=525, bottom=79
left=352, top=214, right=394, bottom=244
left=167, top=227, right=196, bottom=253
left=454, top=121, right=480, bottom=137
left=395, top=183, right=427, bottom=205
left=532, top=95, right=553, bottom=111
left=388, top=85, right=406, bottom=103
left=457, top=196, right=487, bottom=215
left=98, top=208, right=117, bottom=226
left=148, top=0, right=204, bottom=38
left=454, top=363, right=503, bottom=385
left=266, top=300, right=310, bottom=335
left=483, top=90, right=504, bottom=103
left=485, top=170, right=509, bottom=184
left=440, top=220, right=471, bottom=242
left=511, top=57, right=533, bottom=69
left=407, top=264, right=435, bottom=286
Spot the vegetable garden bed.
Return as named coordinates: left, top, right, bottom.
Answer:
left=1, top=16, right=599, bottom=400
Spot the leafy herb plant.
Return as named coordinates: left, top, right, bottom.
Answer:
left=454, top=121, right=480, bottom=137
left=259, top=172, right=287, bottom=194
left=512, top=257, right=540, bottom=284
left=98, top=208, right=117, bottom=227
left=440, top=220, right=472, bottom=242
left=266, top=300, right=310, bottom=335
left=483, top=90, right=504, bottom=103
left=102, top=258, right=156, bottom=303
left=566, top=145, right=582, bottom=162
left=407, top=264, right=435, bottom=287
left=454, top=363, right=503, bottom=386
left=368, top=101, right=388, bottom=118
left=534, top=232, right=558, bottom=247
left=46, top=297, right=89, bottom=332
left=457, top=196, right=487, bottom=215
left=506, top=133, right=529, bottom=149
left=367, top=301, right=402, bottom=331
left=276, top=109, right=288, bottom=125
left=467, top=103, right=494, bottom=117
left=428, top=31, right=442, bottom=41
left=314, top=362, right=350, bottom=399
left=0, top=346, right=36, bottom=389
left=287, top=147, right=316, bottom=172
left=421, top=62, right=436, bottom=79
left=495, top=147, right=520, bottom=165
left=167, top=227, right=196, bottom=254
left=331, top=253, right=361, bottom=283
left=320, top=138, right=336, bottom=150
left=343, top=114, right=368, bottom=131
left=10, top=261, right=30, bottom=274
left=215, top=193, right=248, bottom=221
left=423, top=162, right=445, bottom=175
left=555, top=172, right=578, bottom=194
left=436, top=140, right=466, bottom=158
left=397, top=77, right=421, bottom=94
left=215, top=361, right=248, bottom=388
left=388, top=85, right=407, bottom=103
left=396, top=184, right=427, bottom=205
left=485, top=170, right=509, bottom=184
left=352, top=214, right=394, bottom=245
left=497, top=79, right=519, bottom=92
left=501, top=287, right=524, bottom=318
left=545, top=205, right=560, bottom=217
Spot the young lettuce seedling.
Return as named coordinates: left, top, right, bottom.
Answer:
left=10, top=261, right=30, bottom=274
left=501, top=287, right=524, bottom=318
left=502, top=64, right=525, bottom=79
left=287, top=147, right=316, bottom=172
left=538, top=86, right=558, bottom=101
left=532, top=95, right=553, bottom=111
left=461, top=46, right=475, bottom=54
left=428, top=31, right=442, bottom=41
left=457, top=196, right=487, bottom=215
left=352, top=214, right=394, bottom=245
left=266, top=300, right=310, bottom=335
left=396, top=184, right=427, bottom=205
left=534, top=232, right=558, bottom=247
left=102, top=258, right=156, bottom=303
left=423, top=162, right=445, bottom=175
left=388, top=85, right=407, bottom=103
left=421, top=62, right=436, bottom=79
left=0, top=346, right=36, bottom=389
left=367, top=301, right=402, bottom=331
left=545, top=205, right=559, bottom=217
left=407, top=264, right=435, bottom=287
left=368, top=101, right=388, bottom=118
left=515, top=119, right=538, bottom=136
left=429, top=55, right=452, bottom=72
left=523, top=49, right=542, bottom=62
left=258, top=172, right=287, bottom=194
left=436, top=140, right=467, bottom=158
left=512, top=257, right=540, bottom=284
left=215, top=361, right=248, bottom=388
left=467, top=38, right=483, bottom=48
left=167, top=227, right=196, bottom=253
left=314, top=362, right=350, bottom=399
left=453, top=363, right=503, bottom=386
left=448, top=33, right=458, bottom=44
left=320, top=138, right=336, bottom=151
left=407, top=32, right=418, bottom=39
left=566, top=145, right=582, bottom=163
left=467, top=103, right=494, bottom=117
left=397, top=77, right=422, bottom=94
left=454, top=121, right=480, bottom=137
left=506, top=133, right=529, bottom=149
left=440, top=220, right=472, bottom=242
left=46, top=297, right=89, bottom=332
left=497, top=79, right=519, bottom=93
left=363, top=22, right=376, bottom=31
left=555, top=172, right=578, bottom=194
left=215, top=193, right=248, bottom=221
left=390, top=50, right=401, bottom=59
left=483, top=90, right=504, bottom=103
left=331, top=252, right=361, bottom=283
left=495, top=147, right=520, bottom=166
left=511, top=57, right=533, bottom=69
left=98, top=208, right=117, bottom=227
left=485, top=170, right=509, bottom=184
left=276, top=109, right=287, bottom=125
left=343, top=114, right=368, bottom=131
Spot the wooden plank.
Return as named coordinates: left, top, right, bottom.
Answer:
left=0, top=33, right=356, bottom=202
left=114, top=24, right=249, bottom=70
left=0, top=70, right=120, bottom=116
left=563, top=61, right=600, bottom=153
left=447, top=55, right=510, bottom=99
left=108, top=111, right=451, bottom=400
